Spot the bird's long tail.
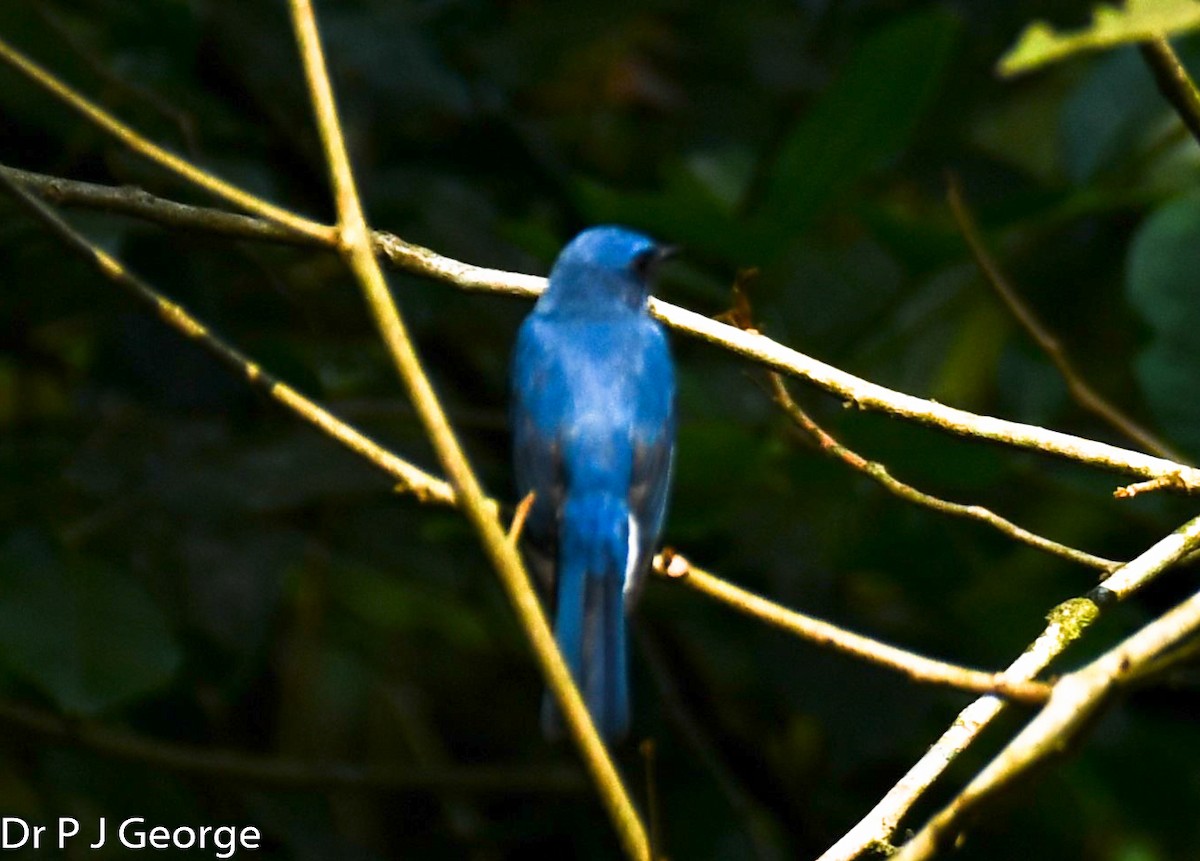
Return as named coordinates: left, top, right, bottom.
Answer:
left=542, top=492, right=632, bottom=741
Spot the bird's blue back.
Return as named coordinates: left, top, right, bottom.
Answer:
left=510, top=226, right=675, bottom=739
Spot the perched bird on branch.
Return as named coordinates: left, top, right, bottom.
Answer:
left=510, top=226, right=676, bottom=740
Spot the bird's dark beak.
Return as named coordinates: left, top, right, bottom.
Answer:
left=632, top=244, right=681, bottom=282
left=643, top=244, right=680, bottom=281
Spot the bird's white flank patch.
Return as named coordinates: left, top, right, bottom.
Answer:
left=624, top=514, right=639, bottom=597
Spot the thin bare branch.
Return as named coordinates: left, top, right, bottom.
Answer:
left=819, top=512, right=1200, bottom=861
left=0, top=698, right=580, bottom=794
left=1118, top=631, right=1200, bottom=687
left=650, top=306, right=1199, bottom=489
left=6, top=165, right=1196, bottom=493
left=639, top=740, right=665, bottom=861
left=635, top=623, right=787, bottom=861
left=0, top=31, right=334, bottom=242
left=947, top=174, right=1188, bottom=465
left=0, top=168, right=456, bottom=509
left=285, top=3, right=649, bottom=858
left=383, top=686, right=495, bottom=847
left=770, top=373, right=1121, bottom=573
left=32, top=2, right=203, bottom=157
left=507, top=491, right=537, bottom=545
left=1140, top=35, right=1200, bottom=148
left=1, top=166, right=317, bottom=245
left=654, top=552, right=1051, bottom=705
left=1115, top=471, right=1190, bottom=499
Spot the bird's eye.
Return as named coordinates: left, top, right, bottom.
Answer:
left=630, top=248, right=658, bottom=279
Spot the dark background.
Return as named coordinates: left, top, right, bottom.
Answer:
left=2, top=1, right=1199, bottom=858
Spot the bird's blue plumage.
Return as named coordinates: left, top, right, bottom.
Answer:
left=510, top=226, right=676, bottom=740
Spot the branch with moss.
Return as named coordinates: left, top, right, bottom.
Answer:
left=818, top=512, right=1200, bottom=861
left=894, top=521, right=1200, bottom=860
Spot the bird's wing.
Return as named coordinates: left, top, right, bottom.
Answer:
left=625, top=322, right=676, bottom=606
left=510, top=316, right=566, bottom=593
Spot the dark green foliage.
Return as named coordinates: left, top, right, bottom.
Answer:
left=1, top=0, right=1199, bottom=858
left=1128, top=193, right=1200, bottom=454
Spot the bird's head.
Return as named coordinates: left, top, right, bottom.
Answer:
left=540, top=226, right=674, bottom=315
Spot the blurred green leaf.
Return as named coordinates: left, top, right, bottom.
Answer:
left=0, top=533, right=181, bottom=715
left=930, top=298, right=1010, bottom=407
left=768, top=237, right=904, bottom=344
left=971, top=74, right=1076, bottom=183
left=1127, top=192, right=1200, bottom=454
left=1000, top=0, right=1200, bottom=76
left=576, top=10, right=958, bottom=267
left=1127, top=193, right=1200, bottom=331
left=1059, top=48, right=1165, bottom=182
left=755, top=9, right=959, bottom=243
left=334, top=561, right=492, bottom=651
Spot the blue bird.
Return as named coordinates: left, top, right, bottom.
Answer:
left=510, top=226, right=676, bottom=740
